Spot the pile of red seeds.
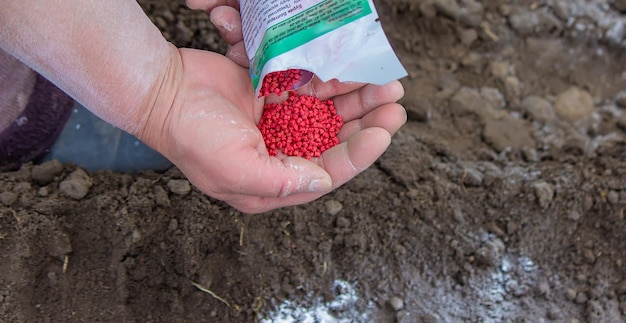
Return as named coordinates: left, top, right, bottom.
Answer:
left=258, top=70, right=344, bottom=159
left=258, top=69, right=302, bottom=97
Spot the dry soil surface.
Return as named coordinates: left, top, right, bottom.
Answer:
left=2, top=0, right=626, bottom=322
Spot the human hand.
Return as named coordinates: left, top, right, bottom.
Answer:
left=186, top=0, right=248, bottom=67
left=140, top=48, right=405, bottom=214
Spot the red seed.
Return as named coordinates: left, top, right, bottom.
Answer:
left=258, top=91, right=343, bottom=159
left=257, top=69, right=343, bottom=158
left=259, top=69, right=302, bottom=98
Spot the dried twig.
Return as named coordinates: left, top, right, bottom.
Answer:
left=191, top=281, right=231, bottom=307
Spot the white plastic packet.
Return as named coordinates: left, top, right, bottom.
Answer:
left=240, top=0, right=407, bottom=95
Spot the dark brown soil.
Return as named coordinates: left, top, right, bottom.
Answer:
left=2, top=0, right=626, bottom=322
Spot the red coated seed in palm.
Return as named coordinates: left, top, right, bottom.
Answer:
left=258, top=92, right=343, bottom=159
left=259, top=69, right=302, bottom=97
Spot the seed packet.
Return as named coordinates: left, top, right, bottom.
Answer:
left=240, top=0, right=407, bottom=96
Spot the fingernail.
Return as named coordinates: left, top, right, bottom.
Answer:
left=308, top=178, right=332, bottom=192
left=209, top=16, right=224, bottom=32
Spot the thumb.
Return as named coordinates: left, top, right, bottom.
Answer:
left=234, top=155, right=332, bottom=198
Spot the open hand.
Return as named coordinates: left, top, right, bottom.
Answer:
left=140, top=47, right=405, bottom=213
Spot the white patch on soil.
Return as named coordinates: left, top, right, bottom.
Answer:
left=261, top=280, right=372, bottom=323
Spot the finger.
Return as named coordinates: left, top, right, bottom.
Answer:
left=318, top=127, right=391, bottom=184
left=337, top=103, right=407, bottom=141
left=298, top=77, right=366, bottom=100
left=219, top=151, right=333, bottom=199
left=332, top=81, right=405, bottom=121
left=210, top=6, right=243, bottom=45
left=226, top=127, right=392, bottom=213
left=186, top=0, right=239, bottom=11
left=226, top=42, right=250, bottom=68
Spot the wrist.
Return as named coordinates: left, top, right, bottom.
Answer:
left=134, top=44, right=183, bottom=156
left=0, top=0, right=180, bottom=148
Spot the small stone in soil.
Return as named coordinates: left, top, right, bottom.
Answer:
left=325, top=199, right=343, bottom=216
left=154, top=185, right=171, bottom=207
left=574, top=291, right=588, bottom=304
left=546, top=307, right=561, bottom=320
left=521, top=95, right=555, bottom=123
left=167, top=179, right=191, bottom=195
left=473, top=238, right=504, bottom=267
left=31, top=160, right=63, bottom=185
left=565, top=288, right=577, bottom=301
left=554, top=87, right=594, bottom=121
left=59, top=168, right=93, bottom=200
left=389, top=296, right=404, bottom=311
left=0, top=191, right=17, bottom=206
left=37, top=187, right=49, bottom=197
left=532, top=181, right=554, bottom=209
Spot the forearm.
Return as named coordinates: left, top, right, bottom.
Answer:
left=0, top=0, right=175, bottom=136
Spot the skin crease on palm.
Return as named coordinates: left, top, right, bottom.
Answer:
left=0, top=0, right=406, bottom=214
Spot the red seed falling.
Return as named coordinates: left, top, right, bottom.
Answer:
left=258, top=92, right=343, bottom=159
left=259, top=69, right=302, bottom=97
